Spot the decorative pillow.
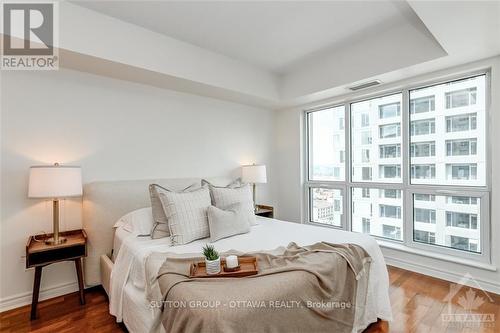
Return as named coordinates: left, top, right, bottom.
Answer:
left=201, top=178, right=242, bottom=204
left=207, top=203, right=250, bottom=242
left=149, top=183, right=198, bottom=239
left=113, top=207, right=153, bottom=236
left=201, top=178, right=242, bottom=188
left=209, top=184, right=257, bottom=226
left=158, top=186, right=212, bottom=245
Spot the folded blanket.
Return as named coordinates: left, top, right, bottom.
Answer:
left=152, top=242, right=372, bottom=333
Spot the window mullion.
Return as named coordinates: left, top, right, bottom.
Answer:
left=402, top=89, right=412, bottom=247
left=345, top=102, right=352, bottom=232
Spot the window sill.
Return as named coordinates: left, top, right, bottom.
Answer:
left=377, top=239, right=497, bottom=272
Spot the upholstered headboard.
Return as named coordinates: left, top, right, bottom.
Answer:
left=82, top=178, right=201, bottom=286
left=82, top=176, right=237, bottom=286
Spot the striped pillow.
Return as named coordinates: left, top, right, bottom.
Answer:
left=158, top=186, right=212, bottom=245
left=149, top=183, right=198, bottom=239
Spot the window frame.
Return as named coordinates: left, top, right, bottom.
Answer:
left=303, top=70, right=491, bottom=264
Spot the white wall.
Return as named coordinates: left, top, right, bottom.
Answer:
left=58, top=2, right=280, bottom=105
left=0, top=69, right=275, bottom=311
left=272, top=56, right=500, bottom=294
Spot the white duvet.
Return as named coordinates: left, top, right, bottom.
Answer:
left=110, top=217, right=393, bottom=330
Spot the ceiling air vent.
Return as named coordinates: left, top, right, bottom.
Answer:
left=348, top=80, right=382, bottom=91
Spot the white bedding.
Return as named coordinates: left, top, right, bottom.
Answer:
left=110, top=216, right=393, bottom=332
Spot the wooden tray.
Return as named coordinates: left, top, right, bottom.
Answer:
left=189, top=256, right=258, bottom=278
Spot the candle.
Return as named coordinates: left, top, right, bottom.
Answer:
left=226, top=255, right=239, bottom=268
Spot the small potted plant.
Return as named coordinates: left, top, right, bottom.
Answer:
left=202, top=244, right=220, bottom=275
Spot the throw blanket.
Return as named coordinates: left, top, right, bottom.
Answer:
left=152, top=242, right=372, bottom=333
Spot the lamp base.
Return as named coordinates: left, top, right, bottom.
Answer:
left=45, top=237, right=67, bottom=245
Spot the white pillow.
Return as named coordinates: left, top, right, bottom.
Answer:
left=207, top=203, right=250, bottom=242
left=209, top=184, right=257, bottom=226
left=159, top=186, right=212, bottom=245
left=113, top=207, right=154, bottom=236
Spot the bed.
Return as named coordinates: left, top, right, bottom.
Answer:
left=82, top=178, right=392, bottom=333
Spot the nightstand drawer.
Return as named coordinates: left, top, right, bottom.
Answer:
left=27, top=244, right=86, bottom=267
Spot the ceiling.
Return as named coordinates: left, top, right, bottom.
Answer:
left=74, top=1, right=421, bottom=74
left=66, top=1, right=500, bottom=109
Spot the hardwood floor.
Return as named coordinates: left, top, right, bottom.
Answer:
left=0, top=287, right=123, bottom=333
left=388, top=266, right=500, bottom=333
left=1, top=266, right=499, bottom=332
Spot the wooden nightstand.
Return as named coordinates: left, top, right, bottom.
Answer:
left=255, top=205, right=274, bottom=218
left=26, top=229, right=87, bottom=320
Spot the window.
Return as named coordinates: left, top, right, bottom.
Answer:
left=379, top=102, right=400, bottom=119
left=414, top=193, right=435, bottom=201
left=379, top=123, right=401, bottom=138
left=447, top=164, right=477, bottom=181
left=351, top=188, right=403, bottom=241
left=446, top=87, right=477, bottom=108
left=362, top=218, right=370, bottom=233
left=450, top=236, right=478, bottom=253
left=447, top=196, right=478, bottom=205
left=411, top=119, right=435, bottom=136
left=361, top=113, right=370, bottom=127
left=332, top=167, right=340, bottom=178
left=381, top=189, right=401, bottom=199
left=310, top=188, right=343, bottom=227
left=380, top=204, right=401, bottom=219
left=446, top=113, right=477, bottom=132
left=414, top=230, right=436, bottom=244
left=308, top=106, right=345, bottom=181
left=411, top=141, right=435, bottom=157
left=383, top=225, right=401, bottom=240
left=379, top=165, right=401, bottom=179
left=306, top=74, right=488, bottom=260
left=415, top=208, right=436, bottom=224
left=339, top=117, right=344, bottom=130
left=362, top=167, right=372, bottom=181
left=411, top=76, right=485, bottom=186
left=334, top=199, right=341, bottom=212
left=410, top=95, right=435, bottom=114
left=412, top=194, right=481, bottom=253
left=446, top=139, right=477, bottom=156
left=360, top=132, right=372, bottom=146
left=446, top=212, right=478, bottom=229
left=379, top=144, right=401, bottom=159
left=351, top=94, right=402, bottom=183
left=361, top=149, right=370, bottom=163
left=411, top=164, right=436, bottom=179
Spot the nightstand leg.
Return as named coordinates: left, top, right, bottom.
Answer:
left=74, top=258, right=85, bottom=305
left=30, top=266, right=42, bottom=320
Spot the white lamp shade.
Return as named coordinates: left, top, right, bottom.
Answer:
left=241, top=164, right=267, bottom=184
left=28, top=165, right=82, bottom=198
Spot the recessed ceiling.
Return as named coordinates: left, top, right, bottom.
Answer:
left=73, top=1, right=418, bottom=74
left=65, top=1, right=498, bottom=109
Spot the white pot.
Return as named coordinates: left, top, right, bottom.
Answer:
left=205, top=258, right=221, bottom=275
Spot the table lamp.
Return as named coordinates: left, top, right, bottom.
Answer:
left=241, top=164, right=267, bottom=212
left=28, top=163, right=82, bottom=245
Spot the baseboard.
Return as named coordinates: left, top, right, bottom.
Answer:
left=0, top=281, right=79, bottom=313
left=385, top=255, right=500, bottom=295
